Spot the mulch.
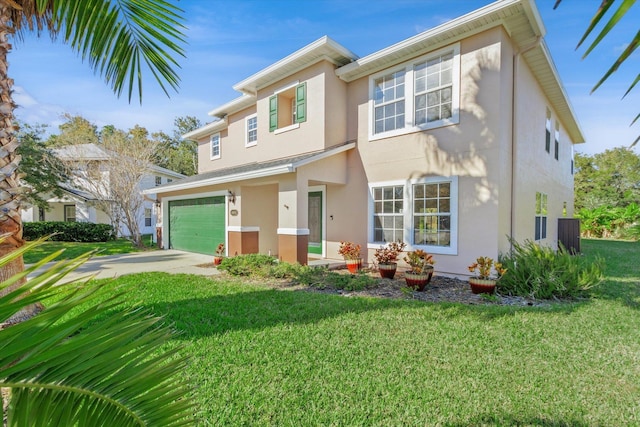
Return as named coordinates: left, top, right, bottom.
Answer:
left=269, top=267, right=550, bottom=307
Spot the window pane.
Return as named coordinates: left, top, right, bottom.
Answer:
left=442, top=103, right=452, bottom=119
left=425, top=199, right=437, bottom=212
left=394, top=186, right=403, bottom=198
left=395, top=216, right=403, bottom=229
left=383, top=216, right=393, bottom=228
left=439, top=183, right=450, bottom=197
left=415, top=94, right=426, bottom=109
left=374, top=229, right=384, bottom=242
left=427, top=107, right=440, bottom=122
left=414, top=199, right=424, bottom=213
left=394, top=201, right=403, bottom=213
left=427, top=91, right=440, bottom=106
left=441, top=69, right=452, bottom=85
left=374, top=188, right=382, bottom=200
left=383, top=187, right=393, bottom=199
left=440, top=199, right=450, bottom=213
left=383, top=201, right=393, bottom=213
left=375, top=106, right=383, bottom=120
left=427, top=73, right=439, bottom=89
left=425, top=184, right=437, bottom=198
left=374, top=201, right=383, bottom=213
left=442, top=87, right=452, bottom=102
left=414, top=184, right=424, bottom=198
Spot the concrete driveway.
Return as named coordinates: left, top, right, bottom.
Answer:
left=28, top=249, right=219, bottom=282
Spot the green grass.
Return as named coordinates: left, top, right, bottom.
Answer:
left=23, top=238, right=154, bottom=264
left=86, top=239, right=639, bottom=426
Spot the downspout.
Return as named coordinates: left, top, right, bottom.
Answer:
left=510, top=36, right=541, bottom=254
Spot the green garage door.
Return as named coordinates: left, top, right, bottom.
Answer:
left=168, top=197, right=225, bottom=255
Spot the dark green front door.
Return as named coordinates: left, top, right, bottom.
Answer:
left=308, top=191, right=322, bottom=255
left=168, top=196, right=225, bottom=255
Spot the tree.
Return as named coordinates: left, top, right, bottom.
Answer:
left=0, top=1, right=188, bottom=423
left=152, top=116, right=201, bottom=176
left=46, top=113, right=99, bottom=147
left=0, top=0, right=186, bottom=282
left=15, top=122, right=66, bottom=209
left=574, top=147, right=640, bottom=210
left=55, top=120, right=159, bottom=248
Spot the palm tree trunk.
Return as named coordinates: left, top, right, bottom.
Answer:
left=0, top=4, right=25, bottom=289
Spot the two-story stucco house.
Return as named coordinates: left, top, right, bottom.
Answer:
left=152, top=0, right=584, bottom=276
left=22, top=143, right=185, bottom=239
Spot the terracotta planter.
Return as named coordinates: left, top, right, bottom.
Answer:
left=345, top=258, right=362, bottom=274
left=213, top=256, right=223, bottom=266
left=469, top=277, right=497, bottom=294
left=404, top=267, right=434, bottom=291
left=378, top=263, right=397, bottom=279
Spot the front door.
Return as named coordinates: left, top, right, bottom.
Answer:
left=308, top=191, right=322, bottom=255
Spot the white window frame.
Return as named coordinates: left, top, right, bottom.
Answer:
left=144, top=208, right=152, bottom=227
left=368, top=43, right=460, bottom=141
left=535, top=192, right=548, bottom=241
left=368, top=176, right=458, bottom=255
left=245, top=114, right=258, bottom=147
left=155, top=176, right=162, bottom=186
left=210, top=133, right=221, bottom=160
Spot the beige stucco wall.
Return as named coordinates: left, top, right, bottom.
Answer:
left=346, top=28, right=511, bottom=276
left=240, top=184, right=279, bottom=255
left=511, top=46, right=576, bottom=250
left=197, top=60, right=348, bottom=174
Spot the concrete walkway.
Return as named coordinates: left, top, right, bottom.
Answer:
left=27, top=249, right=219, bottom=282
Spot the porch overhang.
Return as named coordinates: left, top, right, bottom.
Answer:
left=146, top=141, right=356, bottom=196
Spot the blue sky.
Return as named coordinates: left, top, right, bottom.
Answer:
left=9, top=0, right=639, bottom=155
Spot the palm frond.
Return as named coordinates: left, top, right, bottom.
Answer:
left=0, top=240, right=193, bottom=426
left=36, top=0, right=187, bottom=103
left=591, top=29, right=640, bottom=93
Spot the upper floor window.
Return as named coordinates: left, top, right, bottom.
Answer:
left=210, top=133, right=221, bottom=160
left=167, top=178, right=173, bottom=183
left=269, top=82, right=306, bottom=133
left=246, top=114, right=258, bottom=147
left=155, top=176, right=162, bottom=186
left=369, top=44, right=460, bottom=140
left=545, top=108, right=551, bottom=153
left=414, top=52, right=453, bottom=125
left=554, top=121, right=560, bottom=160
left=374, top=71, right=405, bottom=134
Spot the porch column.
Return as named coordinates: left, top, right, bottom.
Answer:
left=277, top=175, right=308, bottom=265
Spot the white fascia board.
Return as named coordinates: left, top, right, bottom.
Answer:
left=537, top=40, right=585, bottom=144
left=148, top=164, right=295, bottom=195
left=182, top=117, right=228, bottom=140
left=233, top=36, right=358, bottom=93
left=336, top=0, right=524, bottom=81
left=207, top=94, right=256, bottom=118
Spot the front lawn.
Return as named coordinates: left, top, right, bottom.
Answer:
left=23, top=238, right=154, bottom=264
left=92, top=239, right=639, bottom=425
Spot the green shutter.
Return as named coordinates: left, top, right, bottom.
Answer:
left=269, top=95, right=277, bottom=132
left=295, top=83, right=306, bottom=123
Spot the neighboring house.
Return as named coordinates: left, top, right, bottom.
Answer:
left=21, top=143, right=185, bottom=238
left=150, top=0, right=584, bottom=276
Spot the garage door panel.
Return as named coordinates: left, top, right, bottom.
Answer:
left=169, top=197, right=225, bottom=255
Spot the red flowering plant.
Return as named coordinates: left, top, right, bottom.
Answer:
left=338, top=241, right=361, bottom=261
left=403, top=249, right=435, bottom=274
left=373, top=241, right=407, bottom=265
left=467, top=256, right=507, bottom=280
left=215, top=243, right=225, bottom=257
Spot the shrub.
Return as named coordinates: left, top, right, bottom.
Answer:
left=498, top=240, right=604, bottom=299
left=24, top=221, right=116, bottom=242
left=218, top=255, right=377, bottom=291
left=217, top=254, right=278, bottom=276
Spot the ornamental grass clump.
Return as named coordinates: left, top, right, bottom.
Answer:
left=498, top=239, right=604, bottom=299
